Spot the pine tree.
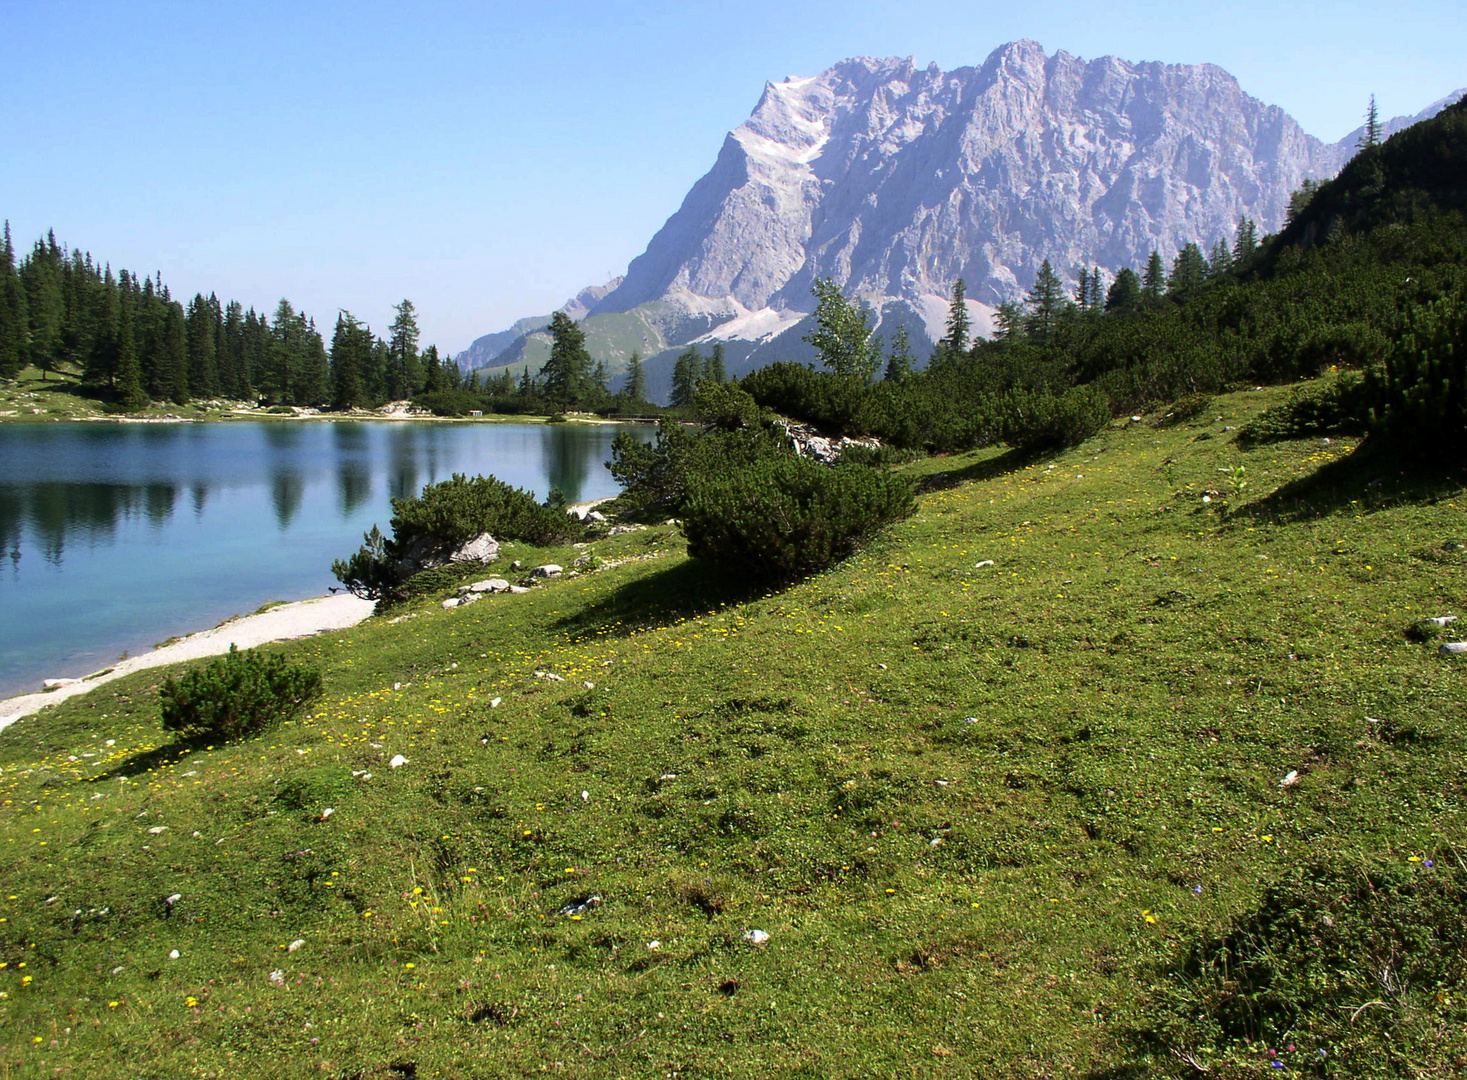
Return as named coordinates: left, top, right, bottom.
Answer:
left=940, top=278, right=971, bottom=356
left=0, top=222, right=28, bottom=379
left=160, top=301, right=190, bottom=403
left=22, top=234, right=65, bottom=378
left=1167, top=243, right=1208, bottom=302
left=84, top=271, right=120, bottom=388
left=884, top=323, right=914, bottom=382
left=185, top=293, right=220, bottom=399
left=1358, top=94, right=1382, bottom=150
left=295, top=318, right=330, bottom=406
left=1207, top=239, right=1233, bottom=281
left=114, top=298, right=147, bottom=410
left=804, top=278, right=877, bottom=380
left=623, top=350, right=646, bottom=401
left=1142, top=250, right=1167, bottom=302
left=670, top=346, right=702, bottom=407
left=330, top=312, right=370, bottom=409
left=421, top=344, right=443, bottom=393
left=1232, top=219, right=1259, bottom=271
left=1105, top=268, right=1143, bottom=312
left=386, top=299, right=422, bottom=399
left=1024, top=260, right=1065, bottom=341
left=541, top=310, right=591, bottom=410
left=704, top=342, right=727, bottom=385
left=993, top=301, right=1027, bottom=342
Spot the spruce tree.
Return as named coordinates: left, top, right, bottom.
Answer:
left=884, top=323, right=914, bottom=382
left=1105, top=267, right=1143, bottom=312
left=161, top=300, right=190, bottom=403
left=386, top=299, right=422, bottom=399
left=670, top=346, right=702, bottom=407
left=704, top=342, right=727, bottom=385
left=0, top=222, right=28, bottom=379
left=1358, top=94, right=1382, bottom=150
left=1024, top=260, right=1065, bottom=341
left=114, top=299, right=147, bottom=411
left=623, top=350, right=646, bottom=401
left=185, top=293, right=220, bottom=399
left=330, top=312, right=369, bottom=409
left=1207, top=239, right=1233, bottom=281
left=1232, top=218, right=1259, bottom=271
left=541, top=310, right=591, bottom=410
left=421, top=344, right=442, bottom=393
left=22, top=235, right=64, bottom=378
left=1142, top=251, right=1167, bottom=302
left=941, top=278, right=970, bottom=357
left=1167, top=243, right=1208, bottom=302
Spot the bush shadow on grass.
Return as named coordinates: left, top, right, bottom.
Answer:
left=88, top=735, right=209, bottom=782
left=914, top=447, right=1039, bottom=494
left=552, top=557, right=771, bottom=642
left=1236, top=437, right=1467, bottom=523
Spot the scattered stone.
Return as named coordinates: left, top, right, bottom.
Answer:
left=1280, top=770, right=1301, bottom=788
left=508, top=585, right=531, bottom=594
left=557, top=895, right=603, bottom=917
left=529, top=564, right=563, bottom=579
left=168, top=949, right=180, bottom=960
left=389, top=754, right=409, bottom=768
left=148, top=826, right=168, bottom=835
left=586, top=510, right=606, bottom=523
left=510, top=560, right=523, bottom=570
left=647, top=940, right=661, bottom=950
left=742, top=929, right=771, bottom=945
left=534, top=671, right=566, bottom=682
left=490, top=697, right=502, bottom=708
left=450, top=533, right=500, bottom=564
left=606, top=524, right=646, bottom=536
left=582, top=681, right=595, bottom=690
left=441, top=597, right=461, bottom=609
left=288, top=939, right=305, bottom=952
left=42, top=678, right=81, bottom=691
left=165, top=893, right=182, bottom=906
left=268, top=969, right=285, bottom=986
left=974, top=560, right=995, bottom=568
left=319, top=807, right=334, bottom=820
left=466, top=578, right=510, bottom=594
left=581, top=790, right=590, bottom=801
left=1441, top=642, right=1467, bottom=655
left=1427, top=615, right=1459, bottom=627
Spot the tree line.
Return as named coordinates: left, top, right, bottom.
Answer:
left=0, top=224, right=460, bottom=410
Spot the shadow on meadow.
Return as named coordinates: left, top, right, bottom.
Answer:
left=87, top=735, right=206, bottom=782
left=1238, top=438, right=1467, bottom=524
left=553, top=557, right=769, bottom=641
left=914, top=447, right=1040, bottom=494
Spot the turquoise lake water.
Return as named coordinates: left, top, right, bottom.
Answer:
left=0, top=420, right=652, bottom=699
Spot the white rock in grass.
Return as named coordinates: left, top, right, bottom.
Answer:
left=647, top=940, right=661, bottom=950
left=168, top=949, right=180, bottom=960
left=490, top=697, right=502, bottom=708
left=1441, top=642, right=1467, bottom=655
left=1427, top=615, right=1458, bottom=626
left=389, top=754, right=409, bottom=768
left=529, top=564, right=563, bottom=579
left=974, top=560, right=995, bottom=568
left=441, top=597, right=461, bottom=609
left=742, top=929, right=771, bottom=945
left=1280, top=770, right=1301, bottom=788
left=288, top=939, right=305, bottom=953
left=319, top=808, right=334, bottom=820
left=148, top=826, right=168, bottom=835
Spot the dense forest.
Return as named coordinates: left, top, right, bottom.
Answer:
left=0, top=229, right=461, bottom=410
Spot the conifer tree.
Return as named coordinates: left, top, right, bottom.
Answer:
left=1232, top=218, right=1259, bottom=271
left=704, top=342, right=727, bottom=385
left=1105, top=268, right=1143, bottom=312
left=22, top=234, right=64, bottom=378
left=1207, top=239, right=1233, bottom=281
left=623, top=350, right=646, bottom=401
left=160, top=300, right=190, bottom=403
left=185, top=293, right=220, bottom=399
left=386, top=299, right=422, bottom=399
left=670, top=346, right=702, bottom=407
left=1167, top=243, right=1208, bottom=302
left=1358, top=94, right=1382, bottom=150
left=0, top=222, right=28, bottom=379
left=993, top=300, right=1027, bottom=342
left=295, top=318, right=330, bottom=406
left=1024, top=260, right=1065, bottom=341
left=114, top=298, right=147, bottom=411
left=1142, top=250, right=1167, bottom=302
left=330, top=312, right=371, bottom=409
left=884, top=323, right=914, bottom=382
left=421, top=344, right=443, bottom=393
left=541, top=310, right=591, bottom=410
left=941, top=278, right=971, bottom=356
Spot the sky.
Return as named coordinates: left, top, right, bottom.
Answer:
left=2, top=0, right=1462, bottom=355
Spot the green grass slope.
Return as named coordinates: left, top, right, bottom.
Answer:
left=1, top=382, right=1464, bottom=1078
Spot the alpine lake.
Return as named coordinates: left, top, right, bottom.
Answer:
left=0, top=419, right=654, bottom=700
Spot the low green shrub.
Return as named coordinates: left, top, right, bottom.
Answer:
left=1237, top=373, right=1368, bottom=446
left=1367, top=294, right=1467, bottom=449
left=999, top=384, right=1111, bottom=451
left=681, top=457, right=916, bottom=584
left=1151, top=392, right=1214, bottom=427
left=834, top=442, right=927, bottom=466
left=333, top=474, right=581, bottom=600
left=159, top=645, right=322, bottom=742
left=1126, top=857, right=1467, bottom=1077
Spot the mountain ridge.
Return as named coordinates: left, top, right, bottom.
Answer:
left=459, top=42, right=1463, bottom=398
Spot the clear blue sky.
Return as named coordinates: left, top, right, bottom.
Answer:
left=2, top=0, right=1461, bottom=353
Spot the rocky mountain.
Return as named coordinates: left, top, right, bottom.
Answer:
left=460, top=41, right=1464, bottom=399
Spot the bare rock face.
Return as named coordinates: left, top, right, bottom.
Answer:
left=461, top=41, right=1462, bottom=389
left=596, top=40, right=1354, bottom=326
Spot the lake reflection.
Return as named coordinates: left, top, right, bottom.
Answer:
left=0, top=420, right=651, bottom=698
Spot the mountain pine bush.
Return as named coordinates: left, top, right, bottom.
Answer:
left=681, top=457, right=915, bottom=584
left=159, top=645, right=322, bottom=742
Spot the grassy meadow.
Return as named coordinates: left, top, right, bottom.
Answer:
left=1, top=381, right=1463, bottom=1078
